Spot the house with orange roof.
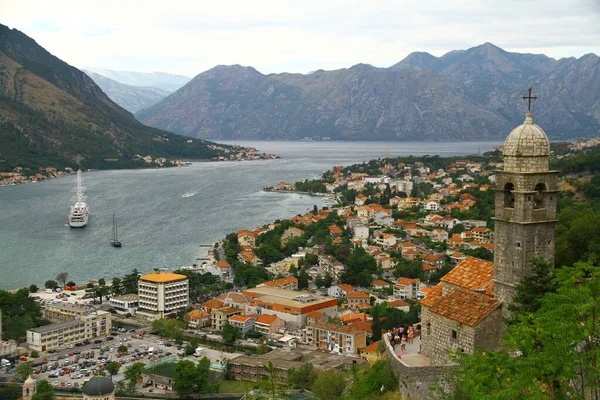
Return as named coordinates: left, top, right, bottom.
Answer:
left=281, top=227, right=304, bottom=246
left=306, top=321, right=367, bottom=355
left=258, top=276, right=299, bottom=291
left=355, top=194, right=369, bottom=206
left=429, top=229, right=449, bottom=243
left=420, top=254, right=445, bottom=269
left=306, top=311, right=326, bottom=325
left=422, top=263, right=437, bottom=280
left=375, top=232, right=397, bottom=248
left=254, top=315, right=285, bottom=335
left=216, top=260, right=232, bottom=276
left=402, top=248, right=418, bottom=261
left=359, top=341, right=382, bottom=360
left=371, top=280, right=391, bottom=290
left=394, top=277, right=423, bottom=300
left=184, top=309, right=211, bottom=329
left=347, top=291, right=371, bottom=309
left=339, top=312, right=368, bottom=324
left=328, top=225, right=343, bottom=238
left=470, top=226, right=494, bottom=243
left=389, top=196, right=404, bottom=206
left=211, top=307, right=243, bottom=331
left=238, top=249, right=261, bottom=265
left=328, top=284, right=355, bottom=298
left=423, top=200, right=440, bottom=211
left=376, top=254, right=395, bottom=270
left=218, top=292, right=250, bottom=309
left=275, top=181, right=294, bottom=191
left=228, top=314, right=257, bottom=335
left=420, top=257, right=501, bottom=365
left=237, top=229, right=258, bottom=248
left=387, top=299, right=411, bottom=312
left=449, top=252, right=467, bottom=264
left=202, top=298, right=225, bottom=312
left=447, top=234, right=464, bottom=249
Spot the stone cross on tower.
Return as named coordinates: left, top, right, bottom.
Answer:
left=522, top=87, right=538, bottom=112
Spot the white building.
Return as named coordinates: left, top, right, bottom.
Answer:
left=27, top=311, right=111, bottom=352
left=137, top=272, right=189, bottom=320
left=393, top=278, right=424, bottom=300
left=353, top=225, right=369, bottom=240
left=109, top=294, right=139, bottom=316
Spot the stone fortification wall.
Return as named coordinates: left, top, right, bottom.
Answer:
left=383, top=335, right=455, bottom=399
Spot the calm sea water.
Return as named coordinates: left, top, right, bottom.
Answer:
left=0, top=141, right=500, bottom=289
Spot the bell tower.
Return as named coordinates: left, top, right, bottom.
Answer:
left=493, top=89, right=559, bottom=317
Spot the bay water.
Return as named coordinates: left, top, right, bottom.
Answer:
left=0, top=141, right=500, bottom=289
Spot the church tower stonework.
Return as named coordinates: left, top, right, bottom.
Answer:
left=493, top=91, right=559, bottom=317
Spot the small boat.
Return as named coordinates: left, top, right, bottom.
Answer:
left=183, top=193, right=195, bottom=198
left=110, top=214, right=122, bottom=247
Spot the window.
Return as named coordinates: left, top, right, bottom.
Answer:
left=503, top=183, right=515, bottom=208
left=451, top=330, right=457, bottom=340
left=516, top=242, right=521, bottom=248
left=534, top=183, right=546, bottom=209
left=427, top=322, right=431, bottom=336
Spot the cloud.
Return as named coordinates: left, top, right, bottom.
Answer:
left=1, top=0, right=599, bottom=76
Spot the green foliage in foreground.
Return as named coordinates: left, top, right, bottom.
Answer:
left=0, top=288, right=43, bottom=341
left=447, top=258, right=600, bottom=399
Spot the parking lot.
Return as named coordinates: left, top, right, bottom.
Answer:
left=0, top=327, right=245, bottom=388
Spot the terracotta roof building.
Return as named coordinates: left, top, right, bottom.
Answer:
left=420, top=257, right=501, bottom=365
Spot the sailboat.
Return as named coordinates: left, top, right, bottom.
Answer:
left=110, top=214, right=122, bottom=247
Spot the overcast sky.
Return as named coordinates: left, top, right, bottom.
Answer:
left=2, top=0, right=599, bottom=77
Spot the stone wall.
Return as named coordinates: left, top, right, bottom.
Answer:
left=383, top=334, right=455, bottom=399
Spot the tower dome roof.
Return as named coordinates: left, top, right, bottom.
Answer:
left=24, top=375, right=35, bottom=386
left=82, top=376, right=114, bottom=396
left=503, top=113, right=550, bottom=157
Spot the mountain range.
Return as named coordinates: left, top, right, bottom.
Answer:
left=84, top=67, right=190, bottom=92
left=136, top=43, right=600, bottom=141
left=83, top=70, right=171, bottom=113
left=0, top=24, right=224, bottom=170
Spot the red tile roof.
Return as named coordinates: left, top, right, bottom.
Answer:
left=256, top=315, right=278, bottom=325
left=427, top=288, right=500, bottom=327
left=396, top=277, right=420, bottom=286
left=347, top=291, right=370, bottom=299
left=441, top=256, right=494, bottom=295
left=307, top=311, right=324, bottom=320
left=360, top=341, right=381, bottom=354
left=388, top=299, right=410, bottom=308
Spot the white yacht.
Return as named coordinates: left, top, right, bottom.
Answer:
left=68, top=170, right=88, bottom=228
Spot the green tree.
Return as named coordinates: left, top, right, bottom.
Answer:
left=288, top=363, right=314, bottom=390
left=348, top=359, right=398, bottom=399
left=173, top=358, right=215, bottom=396
left=451, top=259, right=600, bottom=399
left=0, top=288, right=42, bottom=341
left=44, top=280, right=57, bottom=289
left=28, top=284, right=38, bottom=293
left=30, top=350, right=39, bottom=358
left=31, top=380, right=54, bottom=400
left=14, top=361, right=34, bottom=381
left=111, top=277, right=123, bottom=295
left=221, top=321, right=240, bottom=344
left=117, top=345, right=128, bottom=354
left=371, top=305, right=382, bottom=342
left=98, top=278, right=106, bottom=287
left=311, top=369, right=346, bottom=400
left=298, top=269, right=309, bottom=289
left=123, top=362, right=146, bottom=394
left=508, top=258, right=558, bottom=316
left=106, top=361, right=121, bottom=377
left=173, top=360, right=197, bottom=396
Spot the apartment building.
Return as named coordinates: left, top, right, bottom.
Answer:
left=27, top=311, right=111, bottom=352
left=43, top=303, right=95, bottom=323
left=306, top=321, right=367, bottom=355
left=393, top=277, right=424, bottom=300
left=137, top=272, right=189, bottom=320
left=212, top=307, right=243, bottom=331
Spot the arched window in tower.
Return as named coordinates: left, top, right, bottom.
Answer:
left=503, top=183, right=515, bottom=208
left=534, top=183, right=546, bottom=209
